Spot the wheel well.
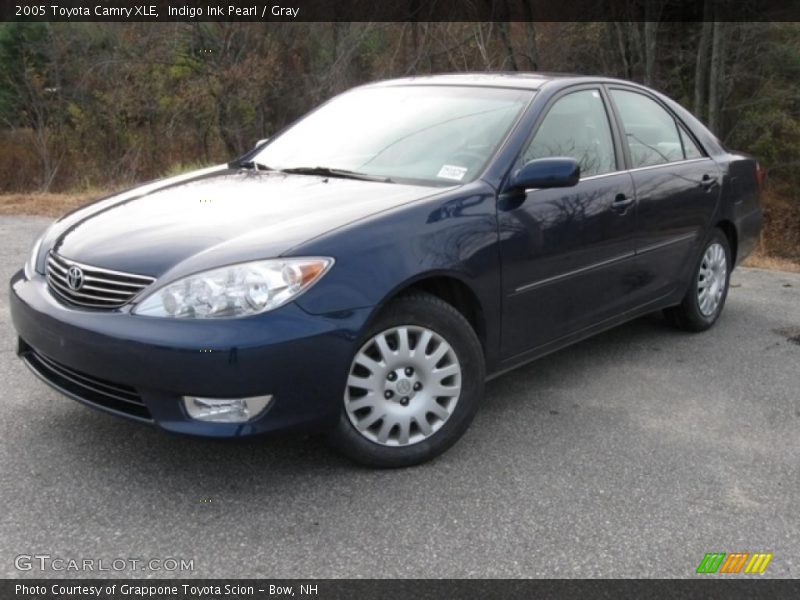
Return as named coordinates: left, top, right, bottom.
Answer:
left=396, top=276, right=486, bottom=350
left=716, top=220, right=738, bottom=264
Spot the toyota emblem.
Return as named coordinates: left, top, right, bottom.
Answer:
left=66, top=265, right=84, bottom=291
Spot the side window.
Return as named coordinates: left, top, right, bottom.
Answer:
left=679, top=125, right=704, bottom=159
left=522, top=89, right=616, bottom=178
left=610, top=89, right=686, bottom=168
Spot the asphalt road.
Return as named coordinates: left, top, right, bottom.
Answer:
left=1, top=215, right=798, bottom=579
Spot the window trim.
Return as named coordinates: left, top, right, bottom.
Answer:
left=626, top=156, right=712, bottom=174
left=578, top=157, right=713, bottom=183
left=677, top=122, right=704, bottom=160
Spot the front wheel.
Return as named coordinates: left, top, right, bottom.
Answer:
left=664, top=228, right=732, bottom=332
left=328, top=293, right=485, bottom=468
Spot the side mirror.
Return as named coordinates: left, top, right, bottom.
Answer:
left=510, top=157, right=580, bottom=190
left=253, top=138, right=269, bottom=150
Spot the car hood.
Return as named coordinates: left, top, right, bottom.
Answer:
left=51, top=166, right=445, bottom=279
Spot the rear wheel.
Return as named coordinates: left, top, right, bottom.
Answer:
left=328, top=293, right=484, bottom=467
left=665, top=228, right=731, bottom=332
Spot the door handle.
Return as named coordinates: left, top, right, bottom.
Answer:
left=701, top=173, right=718, bottom=191
left=611, top=193, right=634, bottom=213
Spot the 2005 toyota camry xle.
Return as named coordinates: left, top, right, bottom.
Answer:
left=10, top=73, right=763, bottom=467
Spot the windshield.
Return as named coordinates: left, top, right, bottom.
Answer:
left=253, top=85, right=534, bottom=185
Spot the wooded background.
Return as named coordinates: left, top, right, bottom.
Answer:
left=0, top=21, right=798, bottom=258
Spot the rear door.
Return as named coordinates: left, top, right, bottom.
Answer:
left=606, top=87, right=721, bottom=303
left=498, top=86, right=638, bottom=359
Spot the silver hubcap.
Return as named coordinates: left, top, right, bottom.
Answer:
left=344, top=325, right=462, bottom=447
left=697, top=242, right=727, bottom=317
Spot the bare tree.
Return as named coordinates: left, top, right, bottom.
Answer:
left=496, top=22, right=518, bottom=71
left=643, top=0, right=665, bottom=86
left=523, top=22, right=539, bottom=70
left=694, top=2, right=714, bottom=116
left=708, top=20, right=727, bottom=133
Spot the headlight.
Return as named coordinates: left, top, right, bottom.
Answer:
left=132, top=257, right=333, bottom=319
left=24, top=229, right=48, bottom=279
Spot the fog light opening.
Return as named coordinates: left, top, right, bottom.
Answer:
left=183, top=395, right=272, bottom=423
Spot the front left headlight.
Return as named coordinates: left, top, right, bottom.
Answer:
left=132, top=257, right=334, bottom=319
left=24, top=229, right=48, bottom=280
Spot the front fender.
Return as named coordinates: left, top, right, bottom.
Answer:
left=290, top=182, right=502, bottom=368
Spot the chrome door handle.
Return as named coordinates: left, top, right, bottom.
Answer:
left=611, top=194, right=634, bottom=213
left=701, top=173, right=718, bottom=190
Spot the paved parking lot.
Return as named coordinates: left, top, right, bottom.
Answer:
left=1, top=215, right=798, bottom=578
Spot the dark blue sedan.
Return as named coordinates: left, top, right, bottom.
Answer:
left=9, top=73, right=763, bottom=467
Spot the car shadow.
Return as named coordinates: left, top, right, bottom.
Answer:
left=29, top=311, right=683, bottom=494
left=481, top=311, right=679, bottom=416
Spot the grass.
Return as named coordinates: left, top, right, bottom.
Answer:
left=0, top=191, right=111, bottom=218
left=742, top=253, right=800, bottom=273
left=2, top=191, right=799, bottom=273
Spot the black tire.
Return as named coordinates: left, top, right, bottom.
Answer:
left=328, top=292, right=485, bottom=468
left=664, top=228, right=732, bottom=332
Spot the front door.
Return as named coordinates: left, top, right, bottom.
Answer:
left=498, top=88, right=638, bottom=359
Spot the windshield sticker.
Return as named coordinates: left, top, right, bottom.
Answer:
left=437, top=165, right=468, bottom=181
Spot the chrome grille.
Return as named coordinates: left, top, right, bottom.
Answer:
left=46, top=251, right=155, bottom=309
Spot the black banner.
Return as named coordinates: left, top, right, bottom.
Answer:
left=2, top=0, right=800, bottom=23
left=4, top=579, right=800, bottom=600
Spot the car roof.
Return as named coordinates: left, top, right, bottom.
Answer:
left=365, top=72, right=637, bottom=91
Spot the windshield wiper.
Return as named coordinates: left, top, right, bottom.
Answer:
left=231, top=159, right=275, bottom=171
left=280, top=166, right=394, bottom=183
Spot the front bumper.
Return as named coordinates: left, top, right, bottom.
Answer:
left=9, top=270, right=372, bottom=437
